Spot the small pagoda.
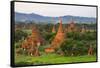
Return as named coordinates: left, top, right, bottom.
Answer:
left=21, top=26, right=44, bottom=56
left=52, top=25, right=56, bottom=33
left=51, top=18, right=56, bottom=33
left=67, top=19, right=77, bottom=32
left=81, top=25, right=86, bottom=33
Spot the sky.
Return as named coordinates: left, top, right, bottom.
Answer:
left=15, top=2, right=96, bottom=18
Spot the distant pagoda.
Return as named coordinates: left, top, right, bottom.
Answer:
left=67, top=19, right=77, bottom=32
left=51, top=17, right=65, bottom=49
left=51, top=18, right=56, bottom=33
left=81, top=25, right=86, bottom=33
left=52, top=25, right=56, bottom=33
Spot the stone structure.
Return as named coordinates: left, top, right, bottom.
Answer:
left=88, top=45, right=93, bottom=56
left=50, top=17, right=65, bottom=49
left=81, top=25, right=86, bottom=33
left=67, top=20, right=77, bottom=32
left=21, top=26, right=44, bottom=56
left=52, top=25, right=56, bottom=33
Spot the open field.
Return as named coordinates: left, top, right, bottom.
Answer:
left=15, top=53, right=96, bottom=66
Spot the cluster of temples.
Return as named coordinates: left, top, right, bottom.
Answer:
left=45, top=17, right=87, bottom=54
left=20, top=17, right=87, bottom=56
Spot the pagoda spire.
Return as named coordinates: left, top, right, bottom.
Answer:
left=50, top=17, right=65, bottom=49
left=81, top=25, right=85, bottom=33
left=52, top=17, right=56, bottom=33
left=57, top=17, right=63, bottom=33
left=52, top=25, right=56, bottom=33
left=70, top=17, right=75, bottom=28
left=67, top=17, right=77, bottom=32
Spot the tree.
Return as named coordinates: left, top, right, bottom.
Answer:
left=15, top=30, right=28, bottom=42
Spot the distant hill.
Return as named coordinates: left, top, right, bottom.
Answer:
left=15, top=12, right=96, bottom=24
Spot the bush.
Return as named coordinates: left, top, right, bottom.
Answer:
left=16, top=48, right=29, bottom=55
left=67, top=31, right=96, bottom=41
left=60, top=39, right=96, bottom=56
left=60, top=39, right=74, bottom=56
left=43, top=32, right=56, bottom=43
left=15, top=30, right=28, bottom=42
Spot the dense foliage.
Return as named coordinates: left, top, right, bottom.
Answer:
left=15, top=30, right=28, bottom=42
left=60, top=31, right=97, bottom=56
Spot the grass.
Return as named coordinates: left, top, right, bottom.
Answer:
left=15, top=53, right=97, bottom=66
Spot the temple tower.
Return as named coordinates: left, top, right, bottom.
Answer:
left=51, top=17, right=56, bottom=33
left=81, top=25, right=86, bottom=33
left=67, top=19, right=77, bottom=32
left=51, top=17, right=65, bottom=49
left=21, top=26, right=44, bottom=56
left=52, top=25, right=56, bottom=33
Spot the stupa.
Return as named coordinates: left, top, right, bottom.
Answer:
left=51, top=18, right=56, bottom=33
left=81, top=25, right=86, bottom=33
left=52, top=25, right=56, bottom=33
left=67, top=19, right=77, bottom=32
left=51, top=17, right=65, bottom=49
left=21, top=26, right=44, bottom=56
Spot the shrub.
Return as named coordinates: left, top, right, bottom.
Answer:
left=60, top=39, right=95, bottom=56
left=43, top=32, right=56, bottom=43
left=15, top=30, right=28, bottom=42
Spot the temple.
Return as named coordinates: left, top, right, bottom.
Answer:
left=52, top=25, right=56, bottom=33
left=50, top=17, right=65, bottom=49
left=21, top=26, right=44, bottom=56
left=81, top=25, right=86, bottom=33
left=67, top=19, right=77, bottom=32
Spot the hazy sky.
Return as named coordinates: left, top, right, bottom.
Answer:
left=15, top=2, right=96, bottom=18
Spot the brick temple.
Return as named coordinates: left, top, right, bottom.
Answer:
left=21, top=26, right=44, bottom=56
left=51, top=17, right=65, bottom=49
left=52, top=25, right=56, bottom=33
left=67, top=19, right=77, bottom=32
left=81, top=25, right=86, bottom=33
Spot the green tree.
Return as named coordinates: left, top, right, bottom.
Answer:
left=15, top=30, right=28, bottom=42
